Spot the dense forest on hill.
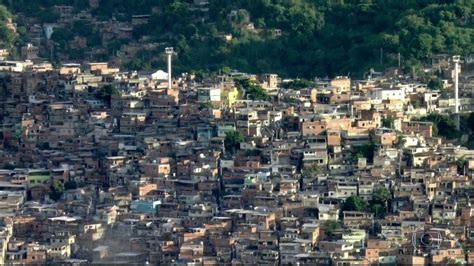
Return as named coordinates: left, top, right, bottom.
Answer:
left=3, top=0, right=474, bottom=78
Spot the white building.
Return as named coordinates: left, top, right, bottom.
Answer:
left=369, top=88, right=405, bottom=101
left=198, top=87, right=221, bottom=102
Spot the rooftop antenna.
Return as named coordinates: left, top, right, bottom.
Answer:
left=165, top=47, right=174, bottom=90
left=453, top=55, right=461, bottom=130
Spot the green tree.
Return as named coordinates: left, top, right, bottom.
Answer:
left=381, top=117, right=395, bottom=129
left=419, top=114, right=461, bottom=139
left=464, top=113, right=474, bottom=132
left=49, top=180, right=64, bottom=201
left=245, top=149, right=261, bottom=156
left=371, top=203, right=385, bottom=219
left=427, top=78, right=443, bottom=90
left=415, top=33, right=433, bottom=58
left=16, top=26, right=28, bottom=46
left=37, top=8, right=60, bottom=23
left=456, top=156, right=467, bottom=175
left=324, top=220, right=340, bottom=237
left=72, top=20, right=93, bottom=37
left=225, top=130, right=244, bottom=154
left=373, top=187, right=391, bottom=204
left=0, top=5, right=14, bottom=49
left=352, top=141, right=376, bottom=163
left=0, top=25, right=14, bottom=48
left=343, top=195, right=367, bottom=212
left=51, top=28, right=74, bottom=51
left=198, top=101, right=212, bottom=111
left=221, top=66, right=232, bottom=75
left=235, top=78, right=269, bottom=101
left=403, top=59, right=424, bottom=78
left=394, top=135, right=406, bottom=149
left=285, top=79, right=315, bottom=89
left=0, top=5, right=11, bottom=22
left=125, top=58, right=152, bottom=71
left=234, top=9, right=250, bottom=26
left=106, top=39, right=123, bottom=55
left=96, top=85, right=120, bottom=107
left=287, top=3, right=324, bottom=35
left=86, top=30, right=102, bottom=47
left=302, top=163, right=323, bottom=179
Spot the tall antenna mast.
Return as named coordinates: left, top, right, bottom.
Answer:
left=453, top=55, right=460, bottom=130
left=165, top=47, right=174, bottom=90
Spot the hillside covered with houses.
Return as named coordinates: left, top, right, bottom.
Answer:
left=0, top=0, right=474, bottom=265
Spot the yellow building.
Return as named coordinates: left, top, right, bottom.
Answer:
left=331, top=76, right=351, bottom=93
left=221, top=86, right=239, bottom=107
